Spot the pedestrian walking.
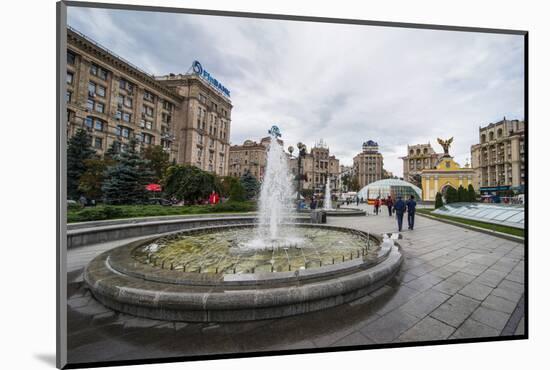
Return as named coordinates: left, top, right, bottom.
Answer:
left=406, top=195, right=417, bottom=230
left=394, top=196, right=406, bottom=232
left=386, top=195, right=393, bottom=216
left=356, top=196, right=360, bottom=206
left=374, top=197, right=380, bottom=215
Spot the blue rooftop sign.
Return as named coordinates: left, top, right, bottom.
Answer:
left=192, top=60, right=231, bottom=98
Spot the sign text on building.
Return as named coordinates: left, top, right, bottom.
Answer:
left=192, top=60, right=231, bottom=98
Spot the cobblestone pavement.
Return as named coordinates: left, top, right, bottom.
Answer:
left=66, top=205, right=525, bottom=365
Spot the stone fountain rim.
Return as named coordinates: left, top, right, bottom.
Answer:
left=92, top=223, right=389, bottom=288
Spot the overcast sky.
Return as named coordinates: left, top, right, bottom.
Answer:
left=68, top=7, right=524, bottom=177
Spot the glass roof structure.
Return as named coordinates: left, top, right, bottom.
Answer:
left=432, top=202, right=524, bottom=229
left=357, top=179, right=422, bottom=200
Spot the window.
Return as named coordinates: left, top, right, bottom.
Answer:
left=124, top=96, right=132, bottom=108
left=199, top=93, right=207, bottom=104
left=67, top=51, right=76, bottom=65
left=85, top=116, right=105, bottom=131
left=142, top=105, right=154, bottom=117
left=90, top=63, right=108, bottom=80
left=88, top=81, right=106, bottom=97
left=66, top=72, right=73, bottom=84
left=94, top=119, right=104, bottom=131
left=144, top=90, right=155, bottom=102
left=162, top=112, right=171, bottom=124
left=163, top=100, right=174, bottom=111
left=94, top=137, right=103, bottom=149
left=119, top=78, right=134, bottom=93
left=87, top=98, right=94, bottom=111
left=97, top=85, right=106, bottom=97
left=95, top=102, right=105, bottom=113
left=140, top=119, right=153, bottom=130
left=122, top=112, right=132, bottom=122
left=66, top=91, right=72, bottom=103
left=116, top=126, right=131, bottom=138
left=141, top=133, right=154, bottom=144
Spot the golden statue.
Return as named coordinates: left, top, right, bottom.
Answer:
left=437, top=137, right=453, bottom=156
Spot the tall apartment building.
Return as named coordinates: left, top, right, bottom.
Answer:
left=401, top=143, right=443, bottom=186
left=353, top=140, right=384, bottom=189
left=471, top=118, right=526, bottom=192
left=228, top=137, right=282, bottom=180
left=65, top=27, right=232, bottom=176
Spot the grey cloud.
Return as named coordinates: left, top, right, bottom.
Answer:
left=68, top=7, right=524, bottom=177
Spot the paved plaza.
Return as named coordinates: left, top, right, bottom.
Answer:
left=66, top=206, right=525, bottom=364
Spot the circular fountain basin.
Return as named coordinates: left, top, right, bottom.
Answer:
left=85, top=224, right=402, bottom=322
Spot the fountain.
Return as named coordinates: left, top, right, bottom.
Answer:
left=254, top=125, right=297, bottom=244
left=83, top=126, right=403, bottom=322
left=324, top=176, right=332, bottom=210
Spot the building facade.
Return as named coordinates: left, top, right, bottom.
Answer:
left=470, top=118, right=526, bottom=193
left=300, top=140, right=340, bottom=193
left=401, top=143, right=443, bottom=187
left=66, top=27, right=232, bottom=176
left=421, top=156, right=475, bottom=201
left=353, top=140, right=384, bottom=189
left=228, top=137, right=283, bottom=180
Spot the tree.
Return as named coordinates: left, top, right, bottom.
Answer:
left=142, top=145, right=170, bottom=182
left=349, top=176, right=361, bottom=192
left=229, top=180, right=246, bottom=202
left=435, top=192, right=444, bottom=209
left=102, top=138, right=153, bottom=204
left=219, top=176, right=240, bottom=198
left=78, top=158, right=113, bottom=200
left=162, top=164, right=220, bottom=204
left=67, top=129, right=96, bottom=199
left=104, top=141, right=120, bottom=161
left=467, top=184, right=476, bottom=202
left=445, top=187, right=458, bottom=204
left=457, top=185, right=467, bottom=202
left=240, top=171, right=260, bottom=200
left=341, top=173, right=351, bottom=191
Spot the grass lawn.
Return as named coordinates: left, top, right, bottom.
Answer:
left=68, top=201, right=257, bottom=223
left=416, top=208, right=524, bottom=238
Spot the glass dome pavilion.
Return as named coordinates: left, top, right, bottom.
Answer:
left=357, top=179, right=422, bottom=201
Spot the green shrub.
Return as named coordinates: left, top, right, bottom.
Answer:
left=67, top=202, right=83, bottom=211
left=67, top=201, right=257, bottom=223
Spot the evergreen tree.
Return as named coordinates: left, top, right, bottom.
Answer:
left=467, top=184, right=476, bottom=202
left=142, top=145, right=170, bottom=182
left=445, top=187, right=458, bottom=204
left=67, top=129, right=96, bottom=199
left=240, top=171, right=260, bottom=200
left=435, top=192, right=444, bottom=208
left=102, top=138, right=153, bottom=204
left=104, top=141, right=121, bottom=161
left=457, top=185, right=466, bottom=202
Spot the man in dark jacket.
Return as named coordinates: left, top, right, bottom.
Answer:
left=393, top=196, right=406, bottom=232
left=406, top=195, right=417, bottom=230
